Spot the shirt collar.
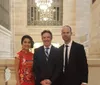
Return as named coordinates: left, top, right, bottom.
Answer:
left=64, top=40, right=72, bottom=47
left=44, top=45, right=52, bottom=49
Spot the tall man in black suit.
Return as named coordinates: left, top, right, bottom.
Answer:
left=59, top=25, right=88, bottom=85
left=33, top=30, right=62, bottom=85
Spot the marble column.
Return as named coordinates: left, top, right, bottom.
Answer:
left=63, top=0, right=76, bottom=34
left=76, top=0, right=91, bottom=55
left=89, top=0, right=100, bottom=58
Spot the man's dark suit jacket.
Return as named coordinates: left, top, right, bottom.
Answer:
left=59, top=41, right=88, bottom=85
left=33, top=45, right=62, bottom=85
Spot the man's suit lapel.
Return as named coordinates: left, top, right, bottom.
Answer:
left=47, top=45, right=54, bottom=61
left=41, top=46, right=48, bottom=62
left=62, top=45, right=64, bottom=56
left=68, top=41, right=76, bottom=64
left=60, top=45, right=64, bottom=62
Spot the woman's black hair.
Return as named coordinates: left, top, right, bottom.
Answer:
left=21, top=35, right=34, bottom=48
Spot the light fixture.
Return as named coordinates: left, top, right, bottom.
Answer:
left=35, top=0, right=53, bottom=21
left=35, top=0, right=53, bottom=10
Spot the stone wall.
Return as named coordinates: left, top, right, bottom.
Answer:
left=88, top=0, right=100, bottom=58
left=0, top=59, right=100, bottom=85
left=0, top=25, right=14, bottom=84
left=0, top=59, right=16, bottom=85
left=0, top=25, right=13, bottom=58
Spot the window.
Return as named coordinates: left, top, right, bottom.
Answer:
left=0, top=0, right=10, bottom=30
left=27, top=0, right=63, bottom=26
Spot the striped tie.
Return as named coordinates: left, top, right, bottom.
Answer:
left=45, top=48, right=49, bottom=60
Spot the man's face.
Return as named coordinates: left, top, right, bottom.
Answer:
left=61, top=27, right=72, bottom=43
left=42, top=32, right=52, bottom=47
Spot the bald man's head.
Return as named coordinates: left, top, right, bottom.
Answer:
left=61, top=25, right=72, bottom=44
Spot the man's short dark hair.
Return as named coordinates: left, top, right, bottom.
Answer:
left=41, top=30, right=52, bottom=39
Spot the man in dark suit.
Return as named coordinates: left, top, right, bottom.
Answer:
left=59, top=25, right=88, bottom=85
left=33, top=30, right=62, bottom=85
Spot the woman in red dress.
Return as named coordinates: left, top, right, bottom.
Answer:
left=15, top=35, right=35, bottom=85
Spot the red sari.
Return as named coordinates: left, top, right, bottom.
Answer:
left=16, top=50, right=35, bottom=85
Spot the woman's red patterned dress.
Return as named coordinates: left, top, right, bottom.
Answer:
left=16, top=50, right=35, bottom=85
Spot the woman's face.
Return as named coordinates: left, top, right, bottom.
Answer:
left=22, top=38, right=31, bottom=50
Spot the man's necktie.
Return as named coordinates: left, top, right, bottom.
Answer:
left=65, top=45, right=68, bottom=71
left=45, top=48, right=49, bottom=61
